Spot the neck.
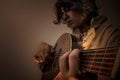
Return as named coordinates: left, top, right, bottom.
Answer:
left=78, top=24, right=90, bottom=33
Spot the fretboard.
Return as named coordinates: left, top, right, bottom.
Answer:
left=79, top=47, right=120, bottom=78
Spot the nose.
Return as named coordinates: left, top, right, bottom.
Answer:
left=62, top=12, right=69, bottom=21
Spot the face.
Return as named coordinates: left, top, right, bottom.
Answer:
left=61, top=8, right=87, bottom=30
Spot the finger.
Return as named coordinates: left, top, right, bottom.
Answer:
left=59, top=51, right=71, bottom=76
left=33, top=54, right=40, bottom=63
left=68, top=49, right=81, bottom=77
left=33, top=51, right=45, bottom=63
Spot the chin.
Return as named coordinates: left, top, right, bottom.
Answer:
left=68, top=24, right=78, bottom=30
left=68, top=26, right=74, bottom=30
left=70, top=26, right=78, bottom=30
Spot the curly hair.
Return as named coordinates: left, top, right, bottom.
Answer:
left=53, top=0, right=99, bottom=25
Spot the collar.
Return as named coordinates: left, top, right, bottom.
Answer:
left=90, top=15, right=107, bottom=30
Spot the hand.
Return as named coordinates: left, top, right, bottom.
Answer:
left=59, top=49, right=91, bottom=80
left=33, top=42, right=54, bottom=63
left=59, top=49, right=81, bottom=80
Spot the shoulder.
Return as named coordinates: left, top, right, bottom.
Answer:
left=104, top=23, right=120, bottom=47
left=91, top=15, right=119, bottom=36
left=91, top=15, right=120, bottom=47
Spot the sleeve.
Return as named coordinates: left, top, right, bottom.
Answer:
left=106, top=27, right=120, bottom=48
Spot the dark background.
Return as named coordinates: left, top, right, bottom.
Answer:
left=0, top=0, right=120, bottom=80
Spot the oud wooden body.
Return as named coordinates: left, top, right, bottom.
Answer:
left=42, top=33, right=120, bottom=80
left=41, top=33, right=74, bottom=80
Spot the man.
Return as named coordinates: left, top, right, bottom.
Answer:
left=33, top=0, right=120, bottom=80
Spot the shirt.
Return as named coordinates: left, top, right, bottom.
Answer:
left=73, top=15, right=120, bottom=80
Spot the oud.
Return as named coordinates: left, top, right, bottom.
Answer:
left=41, top=33, right=120, bottom=80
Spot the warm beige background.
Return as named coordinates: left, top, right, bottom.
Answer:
left=0, top=0, right=120, bottom=80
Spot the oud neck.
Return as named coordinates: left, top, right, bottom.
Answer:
left=80, top=47, right=120, bottom=78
